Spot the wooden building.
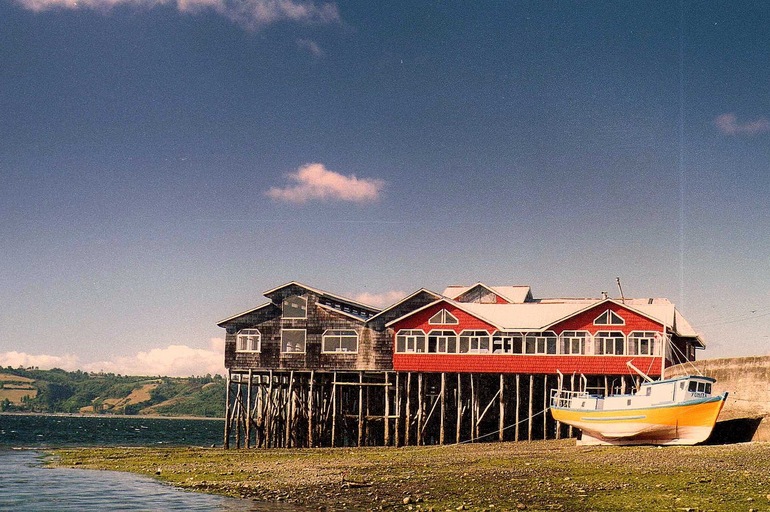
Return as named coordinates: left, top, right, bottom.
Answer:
left=218, top=281, right=704, bottom=448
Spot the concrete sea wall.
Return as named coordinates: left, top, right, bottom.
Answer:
left=667, top=355, right=770, bottom=441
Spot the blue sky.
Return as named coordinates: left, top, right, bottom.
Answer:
left=1, top=1, right=769, bottom=375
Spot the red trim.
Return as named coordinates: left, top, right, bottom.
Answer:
left=393, top=354, right=662, bottom=377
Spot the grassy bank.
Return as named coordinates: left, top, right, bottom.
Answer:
left=49, top=440, right=770, bottom=511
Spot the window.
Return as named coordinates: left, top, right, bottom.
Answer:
left=595, top=331, right=625, bottom=355
left=593, top=309, right=625, bottom=325
left=492, top=333, right=524, bottom=354
left=628, top=331, right=659, bottom=356
left=428, top=309, right=459, bottom=325
left=236, top=329, right=261, bottom=352
left=524, top=332, right=557, bottom=354
left=396, top=329, right=426, bottom=353
left=322, top=329, right=358, bottom=353
left=281, top=329, right=306, bottom=353
left=560, top=331, right=588, bottom=355
left=458, top=330, right=491, bottom=353
left=283, top=295, right=307, bottom=319
left=427, top=330, right=457, bottom=353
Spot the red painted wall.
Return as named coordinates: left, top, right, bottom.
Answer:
left=391, top=300, right=665, bottom=376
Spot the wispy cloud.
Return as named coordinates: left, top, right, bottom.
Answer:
left=297, top=38, right=324, bottom=57
left=352, top=290, right=407, bottom=308
left=714, top=113, right=770, bottom=136
left=266, top=162, right=385, bottom=204
left=0, top=339, right=225, bottom=377
left=14, top=0, right=340, bottom=31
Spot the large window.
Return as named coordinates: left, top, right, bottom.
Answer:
left=281, top=329, right=306, bottom=353
left=283, top=295, right=307, bottom=319
left=524, top=332, right=557, bottom=354
left=236, top=329, right=261, bottom=352
left=427, top=330, right=457, bottom=353
left=428, top=309, right=459, bottom=325
left=396, top=329, right=426, bottom=353
left=492, top=333, right=524, bottom=354
left=322, top=329, right=358, bottom=353
left=628, top=331, right=659, bottom=356
left=595, top=331, right=625, bottom=355
left=458, top=330, right=490, bottom=353
left=594, top=309, right=625, bottom=325
left=560, top=331, right=588, bottom=355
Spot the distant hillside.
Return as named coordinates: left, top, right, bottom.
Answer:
left=0, top=367, right=225, bottom=418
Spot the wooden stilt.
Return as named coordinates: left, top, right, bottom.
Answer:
left=543, top=375, right=548, bottom=439
left=569, top=373, right=575, bottom=438
left=394, top=372, right=401, bottom=447
left=384, top=372, right=391, bottom=446
left=405, top=372, right=412, bottom=446
left=499, top=373, right=505, bottom=442
left=416, top=373, right=424, bottom=446
left=528, top=374, right=534, bottom=442
left=246, top=370, right=252, bottom=449
left=439, top=372, right=446, bottom=444
left=223, top=370, right=231, bottom=449
left=331, top=371, right=338, bottom=448
left=515, top=374, right=520, bottom=442
left=456, top=373, right=462, bottom=444
left=358, top=371, right=364, bottom=447
left=308, top=371, right=315, bottom=448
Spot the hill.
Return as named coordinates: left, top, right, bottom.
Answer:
left=0, top=367, right=225, bottom=418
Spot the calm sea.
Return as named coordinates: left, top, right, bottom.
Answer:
left=0, top=414, right=299, bottom=511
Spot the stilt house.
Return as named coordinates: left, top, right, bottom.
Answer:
left=218, top=281, right=703, bottom=448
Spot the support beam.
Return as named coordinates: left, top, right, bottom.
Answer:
left=528, top=374, right=534, bottom=442
left=499, top=373, right=505, bottom=442
left=440, top=372, right=446, bottom=445
left=223, top=370, right=231, bottom=449
left=384, top=372, right=391, bottom=446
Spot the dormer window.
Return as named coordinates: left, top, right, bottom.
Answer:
left=593, top=309, right=625, bottom=326
left=283, top=295, right=307, bottom=319
left=429, top=309, right=459, bottom=325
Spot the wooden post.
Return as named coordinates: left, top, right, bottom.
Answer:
left=384, top=372, right=391, bottom=446
left=405, top=373, right=412, bottom=446
left=456, top=373, right=462, bottom=444
left=543, top=375, right=548, bottom=440
left=331, top=372, right=338, bottom=448
left=499, top=373, right=505, bottom=442
left=470, top=374, right=476, bottom=442
left=308, top=371, right=315, bottom=448
left=223, top=370, right=231, bottom=449
left=246, top=370, right=253, bottom=449
left=394, top=372, right=401, bottom=447
left=358, top=372, right=364, bottom=447
left=569, top=373, right=575, bottom=438
left=285, top=371, right=294, bottom=447
left=515, top=374, right=520, bottom=442
left=439, top=372, right=446, bottom=444
left=528, top=374, right=534, bottom=442
left=418, top=373, right=425, bottom=445
left=266, top=370, right=273, bottom=448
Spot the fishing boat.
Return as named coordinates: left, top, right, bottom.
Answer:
left=549, top=365, right=728, bottom=446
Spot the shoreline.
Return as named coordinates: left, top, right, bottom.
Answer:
left=0, top=411, right=224, bottom=421
left=48, top=439, right=770, bottom=511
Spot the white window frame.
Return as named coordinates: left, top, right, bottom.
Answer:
left=560, top=331, right=588, bottom=355
left=236, top=329, right=261, bottom=352
left=427, top=330, right=457, bottom=353
left=593, top=309, right=625, bottom=326
left=458, top=330, right=491, bottom=353
left=524, top=331, right=557, bottom=355
left=595, top=331, right=625, bottom=355
left=428, top=309, right=459, bottom=325
left=492, top=332, right=524, bottom=354
left=280, top=329, right=306, bottom=354
left=396, top=329, right=426, bottom=353
left=628, top=331, right=659, bottom=356
left=282, top=295, right=308, bottom=319
left=322, top=329, right=359, bottom=354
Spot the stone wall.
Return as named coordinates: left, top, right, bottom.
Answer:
left=667, top=356, right=770, bottom=441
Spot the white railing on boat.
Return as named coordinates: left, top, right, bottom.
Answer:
left=550, top=388, right=590, bottom=408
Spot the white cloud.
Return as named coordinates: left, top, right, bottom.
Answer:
left=0, top=351, right=81, bottom=371
left=714, top=113, right=770, bottom=136
left=352, top=290, right=407, bottom=308
left=266, top=162, right=386, bottom=204
left=0, top=339, right=226, bottom=377
left=15, top=0, right=340, bottom=31
left=297, top=38, right=324, bottom=57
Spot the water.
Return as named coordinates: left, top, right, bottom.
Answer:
left=0, top=414, right=297, bottom=511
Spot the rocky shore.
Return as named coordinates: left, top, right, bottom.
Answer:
left=50, top=439, right=770, bottom=511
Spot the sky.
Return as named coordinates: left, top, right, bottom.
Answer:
left=1, top=0, right=769, bottom=376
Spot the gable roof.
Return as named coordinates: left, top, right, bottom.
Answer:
left=367, top=288, right=442, bottom=323
left=263, top=281, right=380, bottom=314
left=217, top=302, right=275, bottom=326
left=443, top=283, right=532, bottom=304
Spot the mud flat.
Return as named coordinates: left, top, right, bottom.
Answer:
left=50, top=439, right=770, bottom=511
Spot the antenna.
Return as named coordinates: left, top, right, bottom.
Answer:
left=616, top=277, right=625, bottom=304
